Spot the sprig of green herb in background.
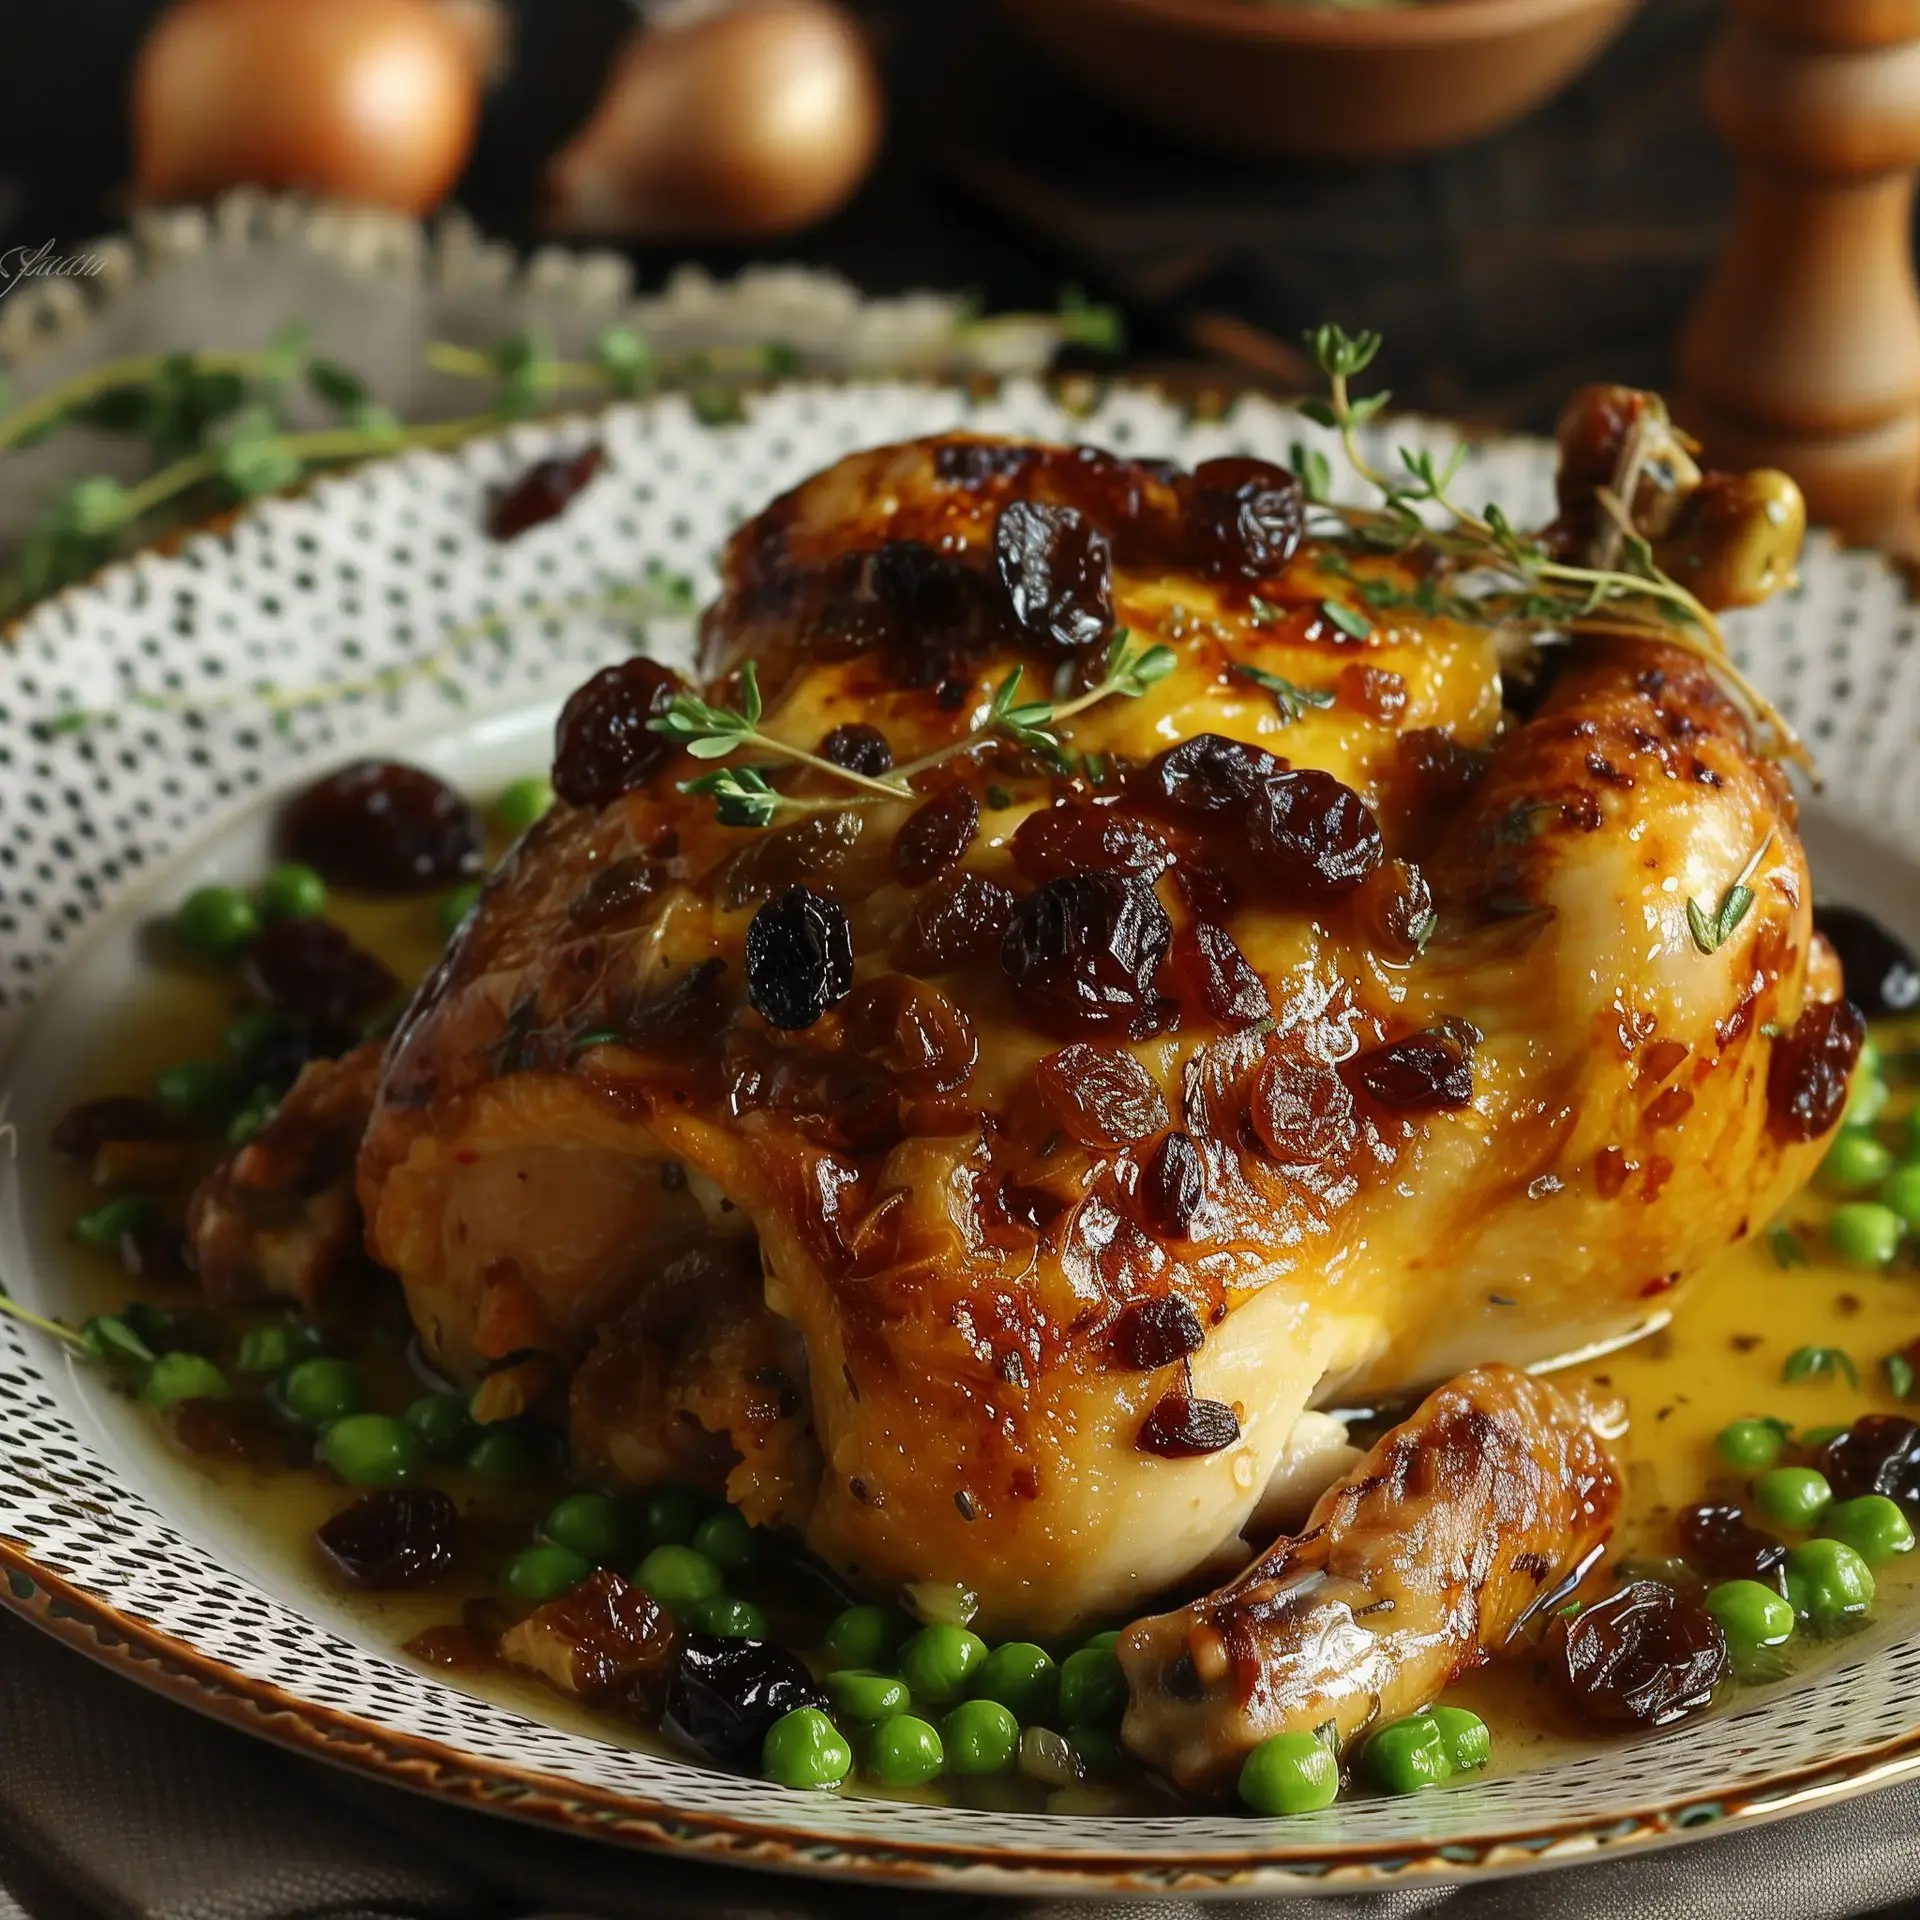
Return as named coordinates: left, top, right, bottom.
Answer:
left=1232, top=661, right=1336, bottom=724
left=1782, top=1344, right=1859, bottom=1389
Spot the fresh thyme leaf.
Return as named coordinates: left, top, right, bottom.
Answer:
left=1345, top=391, right=1392, bottom=428
left=1248, top=594, right=1284, bottom=626
left=307, top=358, right=368, bottom=413
left=1782, top=1344, right=1859, bottom=1389
left=1289, top=439, right=1333, bottom=505
left=987, top=668, right=1060, bottom=753
left=1232, top=661, right=1335, bottom=723
left=1687, top=833, right=1772, bottom=955
left=679, top=765, right=780, bottom=828
left=1055, top=283, right=1126, bottom=356
left=80, top=1314, right=155, bottom=1367
left=572, top=1028, right=625, bottom=1052
left=1307, top=323, right=1382, bottom=380
left=596, top=325, right=654, bottom=398
left=1886, top=1351, right=1916, bottom=1401
left=1685, top=898, right=1719, bottom=955
left=1767, top=1224, right=1809, bottom=1270
left=1297, top=397, right=1339, bottom=431
left=1320, top=599, right=1373, bottom=641
left=1102, top=630, right=1176, bottom=698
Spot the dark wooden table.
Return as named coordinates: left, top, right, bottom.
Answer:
left=0, top=0, right=1730, bottom=431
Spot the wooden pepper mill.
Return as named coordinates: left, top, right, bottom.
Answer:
left=1680, top=0, right=1920, bottom=554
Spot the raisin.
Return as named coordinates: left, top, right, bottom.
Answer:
left=1142, top=1131, right=1206, bottom=1238
left=486, top=444, right=605, bottom=540
left=819, top=722, right=894, bottom=778
left=841, top=976, right=977, bottom=1091
left=50, top=1095, right=172, bottom=1162
left=999, top=873, right=1171, bottom=1035
left=1813, top=906, right=1920, bottom=1019
left=1033, top=1042, right=1170, bottom=1146
left=1355, top=859, right=1435, bottom=960
left=1183, top=457, right=1304, bottom=580
left=992, top=499, right=1114, bottom=652
left=1814, top=1415, right=1920, bottom=1505
left=1171, top=922, right=1271, bottom=1025
left=719, top=810, right=864, bottom=911
left=745, top=885, right=854, bottom=1031
left=315, top=1490, right=457, bottom=1589
left=1676, top=1503, right=1788, bottom=1590
left=1010, top=802, right=1172, bottom=885
left=1248, top=769, right=1383, bottom=898
left=663, top=1634, right=827, bottom=1772
left=281, top=760, right=483, bottom=894
left=567, top=855, right=662, bottom=932
left=1337, top=661, right=1408, bottom=723
left=551, top=659, right=685, bottom=809
left=1348, top=1030, right=1474, bottom=1111
left=1557, top=1580, right=1727, bottom=1728
left=870, top=539, right=976, bottom=632
left=894, top=785, right=979, bottom=885
left=1767, top=998, right=1866, bottom=1142
left=1138, top=1395, right=1240, bottom=1457
left=894, top=873, right=1015, bottom=973
left=1399, top=727, right=1491, bottom=805
left=245, top=919, right=397, bottom=1035
left=1112, top=1294, right=1206, bottom=1369
left=935, top=440, right=1038, bottom=486
left=1252, top=1047, right=1358, bottom=1165
left=1144, top=733, right=1284, bottom=817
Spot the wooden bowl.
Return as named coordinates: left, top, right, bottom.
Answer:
left=999, top=0, right=1640, bottom=159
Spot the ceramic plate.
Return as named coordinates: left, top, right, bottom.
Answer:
left=2, top=382, right=1920, bottom=1899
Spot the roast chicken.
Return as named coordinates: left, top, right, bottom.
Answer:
left=329, top=406, right=1852, bottom=1651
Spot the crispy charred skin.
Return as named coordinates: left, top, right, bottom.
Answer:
left=1117, top=1364, right=1621, bottom=1796
left=355, top=430, right=1840, bottom=1635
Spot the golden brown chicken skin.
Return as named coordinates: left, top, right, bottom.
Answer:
left=1117, top=1363, right=1620, bottom=1796
left=356, top=431, right=1850, bottom=1635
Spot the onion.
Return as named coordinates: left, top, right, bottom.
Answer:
left=546, top=0, right=883, bottom=241
left=133, top=0, right=480, bottom=214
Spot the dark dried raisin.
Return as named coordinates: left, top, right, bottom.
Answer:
left=1010, top=802, right=1172, bottom=885
left=745, top=885, right=854, bottom=1031
left=663, top=1633, right=827, bottom=1771
left=567, top=855, right=662, bottom=932
left=1814, top=1415, right=1920, bottom=1506
left=894, top=874, right=1015, bottom=973
left=487, top=444, right=605, bottom=540
left=1145, top=733, right=1284, bottom=816
left=1142, top=1130, right=1206, bottom=1238
left=894, top=785, right=979, bottom=886
left=1355, top=859, right=1434, bottom=960
left=315, top=1489, right=457, bottom=1589
left=992, top=499, right=1114, bottom=652
left=281, top=761, right=483, bottom=894
left=1558, top=1580, right=1727, bottom=1728
left=1248, top=769, right=1383, bottom=898
left=1676, top=1503, right=1788, bottom=1590
left=1813, top=906, right=1920, bottom=1019
left=1253, top=1047, right=1358, bottom=1164
left=1767, top=998, right=1865, bottom=1142
left=842, top=976, right=977, bottom=1091
left=1348, top=1030, right=1474, bottom=1111
left=1399, top=727, right=1491, bottom=805
left=1184, top=457, right=1304, bottom=580
left=50, top=1095, right=172, bottom=1161
left=551, top=659, right=685, bottom=809
left=819, top=722, right=894, bottom=778
left=1138, top=1394, right=1240, bottom=1457
left=1172, top=922, right=1270, bottom=1025
left=1033, top=1042, right=1170, bottom=1146
left=999, top=873, right=1171, bottom=1035
left=245, top=918, right=397, bottom=1034
left=1112, top=1295, right=1206, bottom=1369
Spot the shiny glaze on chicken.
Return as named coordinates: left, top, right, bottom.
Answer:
left=355, top=426, right=1846, bottom=1635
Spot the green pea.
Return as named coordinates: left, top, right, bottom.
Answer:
left=969, top=1641, right=1058, bottom=1726
left=494, top=776, right=554, bottom=835
left=826, top=1669, right=912, bottom=1721
left=74, top=1195, right=155, bottom=1251
left=1824, top=1494, right=1915, bottom=1566
left=259, top=862, right=327, bottom=920
left=1786, top=1537, right=1877, bottom=1632
left=868, top=1713, right=944, bottom=1787
left=174, top=885, right=259, bottom=959
left=691, top=1507, right=757, bottom=1573
left=1862, top=1038, right=1886, bottom=1079
left=1066, top=1723, right=1122, bottom=1778
left=1057, top=1645, right=1127, bottom=1730
left=437, top=882, right=483, bottom=938
left=466, top=1426, right=539, bottom=1482
left=1083, top=1628, right=1121, bottom=1651
left=1829, top=1202, right=1903, bottom=1269
left=154, top=1058, right=236, bottom=1125
left=1845, top=1068, right=1890, bottom=1132
left=319, top=1413, right=423, bottom=1487
left=898, top=1624, right=988, bottom=1706
left=942, top=1698, right=1020, bottom=1775
left=404, top=1392, right=475, bottom=1459
left=686, top=1595, right=768, bottom=1639
left=236, top=1325, right=294, bottom=1376
left=223, top=1008, right=283, bottom=1060
left=1363, top=1713, right=1451, bottom=1795
left=1427, top=1705, right=1491, bottom=1773
left=643, top=1485, right=711, bottom=1547
left=140, top=1351, right=229, bottom=1410
left=501, top=1543, right=592, bottom=1606
left=1238, top=1730, right=1339, bottom=1816
left=225, top=1102, right=274, bottom=1146
left=1705, top=1578, right=1796, bottom=1659
left=1755, top=1465, right=1833, bottom=1530
left=542, top=1491, right=629, bottom=1565
left=281, top=1357, right=367, bottom=1428
left=822, top=1604, right=913, bottom=1672
left=1824, top=1130, right=1894, bottom=1192
left=1716, top=1419, right=1785, bottom=1471
left=1881, top=1162, right=1920, bottom=1229
left=762, top=1707, right=851, bottom=1790
left=636, top=1543, right=723, bottom=1611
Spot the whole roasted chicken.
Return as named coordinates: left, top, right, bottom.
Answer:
left=185, top=379, right=1848, bottom=1729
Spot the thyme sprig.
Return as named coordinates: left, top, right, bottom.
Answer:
left=1299, top=325, right=1802, bottom=766
left=1686, top=831, right=1773, bottom=956
left=659, top=630, right=1177, bottom=827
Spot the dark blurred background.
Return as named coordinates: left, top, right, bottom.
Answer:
left=0, top=0, right=1727, bottom=430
